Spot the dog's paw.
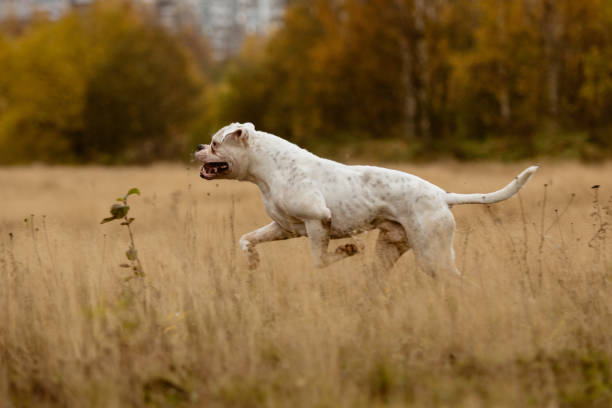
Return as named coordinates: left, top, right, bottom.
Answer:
left=246, top=251, right=260, bottom=270
left=335, top=243, right=359, bottom=257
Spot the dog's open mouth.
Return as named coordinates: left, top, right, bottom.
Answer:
left=200, top=162, right=230, bottom=179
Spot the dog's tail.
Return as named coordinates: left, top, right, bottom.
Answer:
left=445, top=165, right=539, bottom=206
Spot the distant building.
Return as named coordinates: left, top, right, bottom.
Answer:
left=0, top=0, right=287, bottom=58
left=124, top=0, right=288, bottom=58
left=0, top=0, right=90, bottom=20
left=192, top=0, right=287, bottom=58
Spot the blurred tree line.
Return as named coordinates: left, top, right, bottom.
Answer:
left=0, top=1, right=206, bottom=163
left=212, top=0, right=612, bottom=160
left=0, top=0, right=611, bottom=163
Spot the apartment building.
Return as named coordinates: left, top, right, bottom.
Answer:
left=0, top=0, right=287, bottom=58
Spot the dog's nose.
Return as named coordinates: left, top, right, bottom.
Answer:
left=196, top=144, right=206, bottom=152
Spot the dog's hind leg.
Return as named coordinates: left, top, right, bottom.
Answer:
left=375, top=221, right=410, bottom=270
left=401, top=208, right=461, bottom=278
left=239, top=222, right=295, bottom=269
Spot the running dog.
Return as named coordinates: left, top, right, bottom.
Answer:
left=195, top=122, right=537, bottom=276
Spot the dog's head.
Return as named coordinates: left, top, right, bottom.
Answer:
left=194, top=122, right=255, bottom=180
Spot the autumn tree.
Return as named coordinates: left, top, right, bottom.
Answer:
left=2, top=0, right=610, bottom=162
left=0, top=1, right=206, bottom=163
left=207, top=0, right=612, bottom=159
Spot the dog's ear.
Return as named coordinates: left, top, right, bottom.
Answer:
left=222, top=123, right=254, bottom=145
left=241, top=122, right=256, bottom=141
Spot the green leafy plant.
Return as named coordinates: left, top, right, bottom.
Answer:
left=101, top=188, right=144, bottom=278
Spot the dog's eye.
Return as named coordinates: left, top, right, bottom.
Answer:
left=212, top=141, right=218, bottom=148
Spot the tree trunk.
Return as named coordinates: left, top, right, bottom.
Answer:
left=394, top=0, right=417, bottom=139
left=497, top=0, right=511, bottom=123
left=395, top=0, right=429, bottom=141
left=414, top=0, right=430, bottom=138
left=542, top=0, right=559, bottom=117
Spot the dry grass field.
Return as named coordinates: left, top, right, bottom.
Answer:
left=1, top=162, right=611, bottom=408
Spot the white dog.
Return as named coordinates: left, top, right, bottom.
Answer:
left=195, top=122, right=537, bottom=277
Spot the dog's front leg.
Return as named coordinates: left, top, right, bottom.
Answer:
left=239, top=222, right=293, bottom=269
left=304, top=219, right=358, bottom=268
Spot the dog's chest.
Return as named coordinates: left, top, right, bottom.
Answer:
left=260, top=194, right=308, bottom=235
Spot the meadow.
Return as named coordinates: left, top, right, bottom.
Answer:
left=0, top=162, right=611, bottom=407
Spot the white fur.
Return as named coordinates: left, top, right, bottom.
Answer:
left=195, top=123, right=538, bottom=276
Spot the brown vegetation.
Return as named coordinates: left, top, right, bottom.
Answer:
left=1, top=0, right=611, bottom=164
left=1, top=162, right=611, bottom=407
left=207, top=0, right=612, bottom=160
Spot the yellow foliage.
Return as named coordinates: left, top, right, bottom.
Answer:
left=203, top=0, right=612, bottom=160
left=0, top=3, right=206, bottom=163
left=1, top=0, right=612, bottom=162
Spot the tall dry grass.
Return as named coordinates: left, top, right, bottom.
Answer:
left=0, top=162, right=611, bottom=407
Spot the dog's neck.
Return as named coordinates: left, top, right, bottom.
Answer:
left=244, top=132, right=318, bottom=195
